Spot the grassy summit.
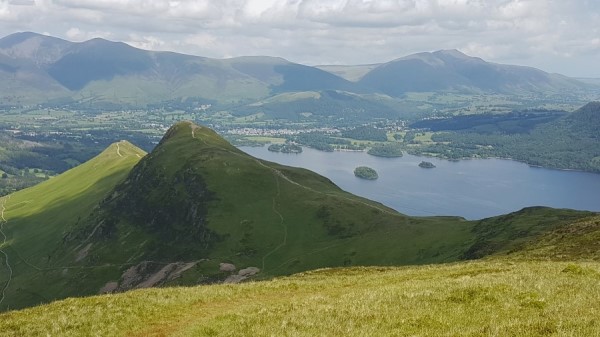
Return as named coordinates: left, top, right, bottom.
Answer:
left=0, top=122, right=473, bottom=311
left=71, top=121, right=473, bottom=284
left=0, top=121, right=596, bottom=317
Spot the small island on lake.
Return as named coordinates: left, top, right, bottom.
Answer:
left=354, top=166, right=379, bottom=180
left=418, top=161, right=436, bottom=168
left=268, top=143, right=302, bottom=154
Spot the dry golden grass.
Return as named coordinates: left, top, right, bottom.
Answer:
left=1, top=260, right=599, bottom=336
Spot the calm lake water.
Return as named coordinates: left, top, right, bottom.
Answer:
left=239, top=146, right=600, bottom=220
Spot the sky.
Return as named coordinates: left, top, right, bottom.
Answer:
left=1, top=0, right=599, bottom=77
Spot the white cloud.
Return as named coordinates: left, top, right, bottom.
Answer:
left=8, top=0, right=34, bottom=5
left=65, top=27, right=84, bottom=40
left=0, top=0, right=599, bottom=76
left=0, top=1, right=12, bottom=20
left=126, top=34, right=166, bottom=51
left=65, top=27, right=112, bottom=41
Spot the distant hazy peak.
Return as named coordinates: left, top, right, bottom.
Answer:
left=433, top=49, right=470, bottom=59
left=0, top=32, right=70, bottom=48
left=0, top=32, right=72, bottom=65
left=392, top=49, right=484, bottom=67
left=0, top=32, right=45, bottom=48
left=394, top=51, right=446, bottom=67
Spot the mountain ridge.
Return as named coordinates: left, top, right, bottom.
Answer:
left=0, top=121, right=596, bottom=312
left=358, top=49, right=586, bottom=96
left=0, top=32, right=593, bottom=106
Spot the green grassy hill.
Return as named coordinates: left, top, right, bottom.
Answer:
left=0, top=121, right=596, bottom=315
left=59, top=121, right=475, bottom=294
left=0, top=122, right=468, bottom=311
left=0, top=141, right=145, bottom=310
left=510, top=215, right=600, bottom=261
left=1, top=259, right=598, bottom=336
left=3, top=211, right=599, bottom=336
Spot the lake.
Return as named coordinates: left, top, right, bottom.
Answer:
left=240, top=146, right=600, bottom=220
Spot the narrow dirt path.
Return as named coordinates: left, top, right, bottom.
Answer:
left=187, top=122, right=292, bottom=272
left=251, top=158, right=304, bottom=188
left=261, top=175, right=287, bottom=272
left=116, top=142, right=123, bottom=157
left=0, top=196, right=7, bottom=222
left=187, top=122, right=402, bottom=272
left=0, top=196, right=13, bottom=306
left=190, top=123, right=208, bottom=146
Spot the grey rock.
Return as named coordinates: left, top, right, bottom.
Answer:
left=219, top=263, right=236, bottom=272
left=238, top=266, right=260, bottom=276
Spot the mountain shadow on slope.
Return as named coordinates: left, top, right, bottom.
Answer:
left=47, top=39, right=154, bottom=90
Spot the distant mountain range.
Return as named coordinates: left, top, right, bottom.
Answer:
left=0, top=32, right=594, bottom=108
left=356, top=50, right=586, bottom=97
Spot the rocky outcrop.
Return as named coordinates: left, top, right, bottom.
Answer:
left=99, top=261, right=199, bottom=294
left=224, top=266, right=260, bottom=284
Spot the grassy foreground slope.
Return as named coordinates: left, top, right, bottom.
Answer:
left=1, top=260, right=599, bottom=336
left=3, top=216, right=599, bottom=336
left=0, top=141, right=145, bottom=310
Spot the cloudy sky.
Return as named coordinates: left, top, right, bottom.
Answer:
left=1, top=0, right=599, bottom=77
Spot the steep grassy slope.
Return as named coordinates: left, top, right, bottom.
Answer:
left=511, top=215, right=600, bottom=261
left=71, top=121, right=474, bottom=285
left=0, top=141, right=145, bottom=310
left=0, top=122, right=473, bottom=311
left=461, top=207, right=597, bottom=259
left=1, top=260, right=599, bottom=336
left=0, top=121, right=595, bottom=313
left=3, top=209, right=599, bottom=336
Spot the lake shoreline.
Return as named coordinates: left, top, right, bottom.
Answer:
left=239, top=145, right=600, bottom=220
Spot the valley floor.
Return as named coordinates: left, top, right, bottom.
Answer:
left=1, top=259, right=599, bottom=336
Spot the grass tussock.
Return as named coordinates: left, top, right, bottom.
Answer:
left=1, top=260, right=599, bottom=336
